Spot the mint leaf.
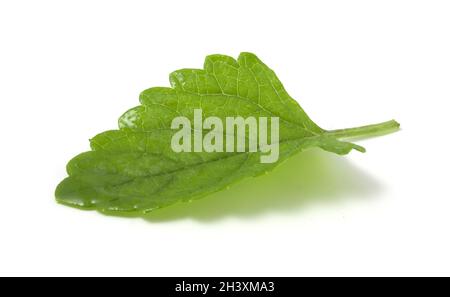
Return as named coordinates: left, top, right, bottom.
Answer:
left=55, top=52, right=399, bottom=214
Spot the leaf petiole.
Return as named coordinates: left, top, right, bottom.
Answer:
left=325, top=120, right=400, bottom=140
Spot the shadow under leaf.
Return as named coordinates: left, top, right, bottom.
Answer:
left=138, top=148, right=382, bottom=223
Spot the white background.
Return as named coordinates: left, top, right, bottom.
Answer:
left=1, top=0, right=449, bottom=276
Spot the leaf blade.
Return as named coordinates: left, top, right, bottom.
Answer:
left=56, top=52, right=398, bottom=214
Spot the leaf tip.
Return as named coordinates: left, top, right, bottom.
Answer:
left=55, top=178, right=95, bottom=210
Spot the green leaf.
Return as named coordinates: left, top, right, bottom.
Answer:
left=55, top=52, right=399, bottom=214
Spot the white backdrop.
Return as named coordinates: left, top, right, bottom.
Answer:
left=1, top=0, right=449, bottom=276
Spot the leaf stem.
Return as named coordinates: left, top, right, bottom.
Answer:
left=325, top=119, right=400, bottom=140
